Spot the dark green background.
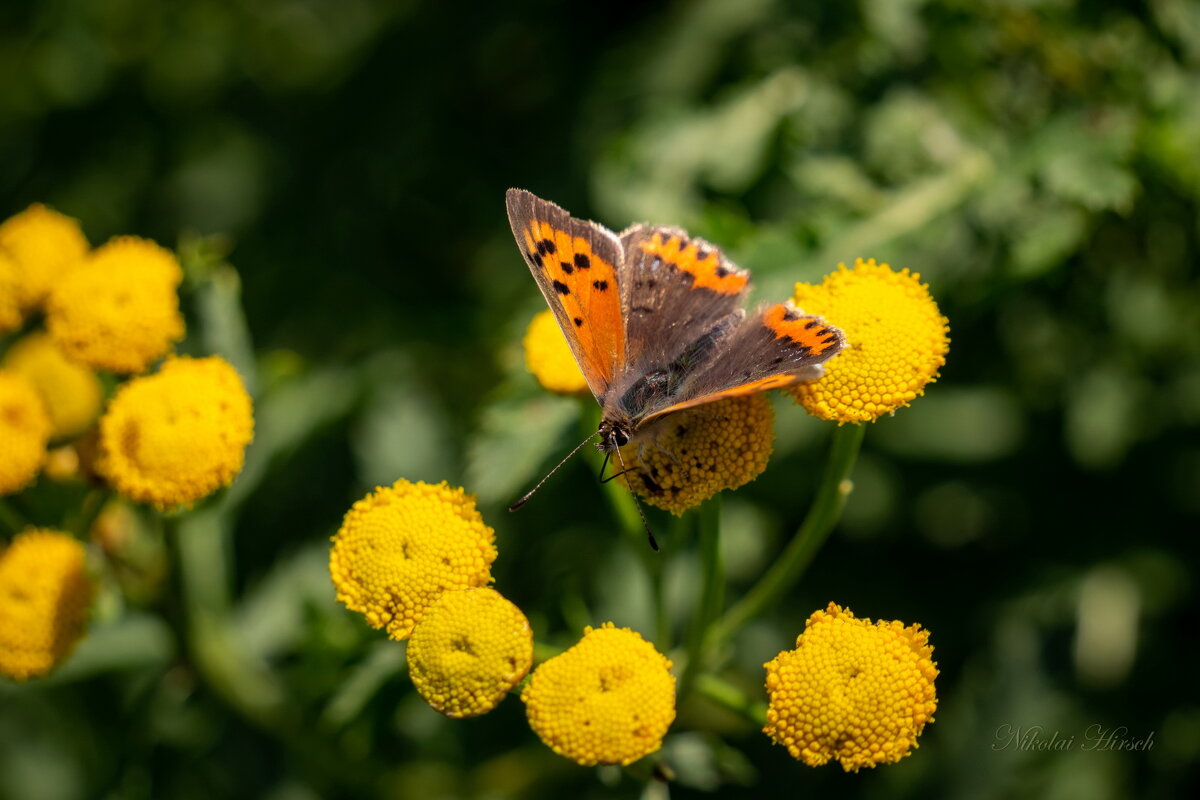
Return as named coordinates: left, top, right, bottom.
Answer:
left=2, top=1, right=1198, bottom=798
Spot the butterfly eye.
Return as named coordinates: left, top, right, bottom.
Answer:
left=612, top=429, right=629, bottom=447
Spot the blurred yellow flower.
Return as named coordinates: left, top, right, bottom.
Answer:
left=0, top=529, right=93, bottom=681
left=523, top=309, right=588, bottom=394
left=620, top=394, right=774, bottom=514
left=3, top=331, right=104, bottom=440
left=0, top=203, right=89, bottom=314
left=329, top=480, right=497, bottom=641
left=96, top=356, right=254, bottom=509
left=46, top=236, right=185, bottom=374
left=790, top=258, right=949, bottom=423
left=763, top=602, right=938, bottom=772
left=0, top=249, right=23, bottom=334
left=407, top=587, right=533, bottom=718
left=0, top=371, right=52, bottom=495
left=522, top=623, right=676, bottom=766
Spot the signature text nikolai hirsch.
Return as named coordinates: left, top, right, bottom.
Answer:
left=992, top=724, right=1154, bottom=752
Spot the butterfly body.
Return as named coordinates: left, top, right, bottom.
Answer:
left=506, top=189, right=845, bottom=459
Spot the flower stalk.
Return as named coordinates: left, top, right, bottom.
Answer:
left=705, top=423, right=866, bottom=653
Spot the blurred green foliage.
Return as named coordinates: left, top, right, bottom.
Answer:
left=2, top=0, right=1199, bottom=798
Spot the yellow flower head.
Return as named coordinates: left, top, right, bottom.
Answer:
left=0, top=371, right=52, bottom=495
left=522, top=623, right=676, bottom=766
left=3, top=331, right=104, bottom=440
left=620, top=394, right=774, bottom=514
left=96, top=356, right=254, bottom=509
left=523, top=309, right=589, bottom=394
left=46, top=236, right=185, bottom=374
left=0, top=203, right=89, bottom=314
left=790, top=259, right=949, bottom=423
left=329, top=480, right=498, bottom=641
left=0, top=249, right=23, bottom=334
left=0, top=529, right=93, bottom=681
left=763, top=602, right=938, bottom=772
left=407, top=587, right=533, bottom=718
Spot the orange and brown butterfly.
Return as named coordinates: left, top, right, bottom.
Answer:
left=505, top=189, right=845, bottom=512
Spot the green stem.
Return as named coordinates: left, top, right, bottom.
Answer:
left=706, top=423, right=866, bottom=651
left=165, top=512, right=378, bottom=790
left=693, top=673, right=768, bottom=727
left=679, top=497, right=723, bottom=697
left=67, top=488, right=111, bottom=538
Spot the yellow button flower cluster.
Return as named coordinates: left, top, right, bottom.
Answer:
left=763, top=602, right=938, bottom=772
left=46, top=236, right=185, bottom=374
left=791, top=258, right=950, bottom=423
left=407, top=587, right=533, bottom=718
left=0, top=371, right=52, bottom=495
left=329, top=480, right=498, bottom=641
left=522, top=623, right=676, bottom=766
left=3, top=332, right=103, bottom=440
left=0, top=529, right=93, bottom=681
left=96, top=356, right=254, bottom=509
left=620, top=394, right=774, bottom=514
left=0, top=203, right=89, bottom=321
left=522, top=309, right=589, bottom=394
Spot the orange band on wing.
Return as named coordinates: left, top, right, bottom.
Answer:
left=642, top=373, right=800, bottom=423
left=639, top=231, right=748, bottom=295
left=763, top=304, right=841, bottom=356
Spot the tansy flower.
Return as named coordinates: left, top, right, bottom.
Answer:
left=522, top=623, right=676, bottom=766
left=763, top=602, right=938, bottom=772
left=3, top=331, right=104, bottom=440
left=329, top=480, right=497, bottom=641
left=0, top=249, right=23, bottom=334
left=0, top=203, right=89, bottom=314
left=523, top=309, right=589, bottom=394
left=407, top=587, right=533, bottom=718
left=620, top=394, right=774, bottom=514
left=0, top=529, right=93, bottom=681
left=790, top=258, right=949, bottom=423
left=96, top=356, right=254, bottom=509
left=0, top=371, right=52, bottom=495
left=46, top=236, right=185, bottom=374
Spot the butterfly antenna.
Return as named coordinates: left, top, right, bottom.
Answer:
left=509, top=430, right=602, bottom=512
left=612, top=443, right=659, bottom=551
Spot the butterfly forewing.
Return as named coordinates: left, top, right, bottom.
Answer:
left=505, top=189, right=626, bottom=400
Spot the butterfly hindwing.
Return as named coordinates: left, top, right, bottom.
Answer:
left=506, top=189, right=626, bottom=400
left=639, top=301, right=845, bottom=423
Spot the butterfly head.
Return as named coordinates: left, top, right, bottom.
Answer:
left=597, top=418, right=631, bottom=453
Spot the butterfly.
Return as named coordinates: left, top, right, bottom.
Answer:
left=506, top=189, right=845, bottom=535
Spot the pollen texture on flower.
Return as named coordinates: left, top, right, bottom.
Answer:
left=0, top=371, right=52, bottom=495
left=3, top=332, right=103, bottom=440
left=45, top=236, right=185, bottom=374
left=0, top=203, right=89, bottom=314
left=763, top=602, right=938, bottom=772
left=620, top=394, right=774, bottom=514
left=0, top=529, right=93, bottom=681
left=96, top=356, right=254, bottom=509
left=522, top=309, right=589, bottom=394
left=407, top=587, right=533, bottom=718
left=790, top=258, right=949, bottom=423
left=521, top=622, right=676, bottom=766
left=329, top=480, right=497, bottom=641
